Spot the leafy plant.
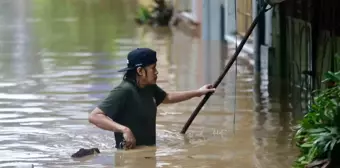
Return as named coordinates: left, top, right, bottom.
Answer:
left=134, top=0, right=173, bottom=26
left=322, top=71, right=340, bottom=86
left=136, top=5, right=152, bottom=24
left=293, top=70, right=340, bottom=168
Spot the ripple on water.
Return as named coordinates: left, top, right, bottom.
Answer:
left=43, top=70, right=93, bottom=78
left=39, top=51, right=110, bottom=57
left=0, top=107, right=51, bottom=113
left=0, top=162, right=41, bottom=168
left=156, top=147, right=187, bottom=157
left=0, top=150, right=55, bottom=162
left=0, top=134, right=21, bottom=142
left=0, top=125, right=117, bottom=165
left=0, top=93, right=43, bottom=100
left=0, top=117, right=68, bottom=124
left=22, top=102, right=46, bottom=107
left=0, top=113, right=23, bottom=119
left=42, top=84, right=112, bottom=93
left=0, top=82, right=17, bottom=87
left=19, top=122, right=44, bottom=126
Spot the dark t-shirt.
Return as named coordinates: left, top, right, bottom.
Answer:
left=97, top=79, right=167, bottom=149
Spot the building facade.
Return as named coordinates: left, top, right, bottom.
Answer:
left=172, top=0, right=340, bottom=114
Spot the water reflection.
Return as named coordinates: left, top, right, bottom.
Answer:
left=0, top=0, right=299, bottom=167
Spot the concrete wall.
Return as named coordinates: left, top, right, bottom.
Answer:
left=201, top=0, right=224, bottom=84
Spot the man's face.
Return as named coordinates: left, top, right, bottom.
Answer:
left=137, top=63, right=158, bottom=85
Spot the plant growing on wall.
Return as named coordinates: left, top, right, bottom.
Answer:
left=293, top=69, right=340, bottom=168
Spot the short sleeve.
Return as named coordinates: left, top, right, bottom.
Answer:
left=154, top=84, right=167, bottom=106
left=97, top=88, right=129, bottom=120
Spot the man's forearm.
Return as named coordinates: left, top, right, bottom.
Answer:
left=164, top=90, right=200, bottom=104
left=91, top=115, right=127, bottom=132
left=89, top=108, right=129, bottom=133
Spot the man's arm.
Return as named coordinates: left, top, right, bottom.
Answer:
left=88, top=88, right=131, bottom=133
left=162, top=84, right=215, bottom=104
left=162, top=90, right=201, bottom=104
left=88, top=107, right=130, bottom=133
left=89, top=107, right=136, bottom=149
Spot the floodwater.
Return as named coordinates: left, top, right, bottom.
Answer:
left=0, top=0, right=300, bottom=168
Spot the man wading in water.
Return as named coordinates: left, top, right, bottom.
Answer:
left=88, top=48, right=215, bottom=150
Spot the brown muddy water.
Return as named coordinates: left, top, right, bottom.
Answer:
left=0, top=0, right=300, bottom=167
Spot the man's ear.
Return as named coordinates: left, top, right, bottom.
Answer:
left=136, top=67, right=144, bottom=76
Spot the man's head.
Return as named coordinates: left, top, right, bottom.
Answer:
left=118, top=48, right=158, bottom=87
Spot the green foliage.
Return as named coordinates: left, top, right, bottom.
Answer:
left=322, top=71, right=340, bottom=86
left=334, top=53, right=340, bottom=72
left=135, top=0, right=173, bottom=26
left=136, top=5, right=152, bottom=23
left=293, top=70, right=340, bottom=168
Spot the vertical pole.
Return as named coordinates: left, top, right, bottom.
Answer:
left=221, top=3, right=225, bottom=41
left=226, top=0, right=236, bottom=35
left=279, top=3, right=287, bottom=79
left=253, top=0, right=266, bottom=73
left=264, top=3, right=273, bottom=47
left=202, top=0, right=222, bottom=84
left=252, top=0, right=259, bottom=72
left=202, top=0, right=211, bottom=84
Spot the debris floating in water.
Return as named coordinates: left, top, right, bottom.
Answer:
left=71, top=148, right=100, bottom=158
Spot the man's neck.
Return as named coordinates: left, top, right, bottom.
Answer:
left=138, top=83, right=146, bottom=88
left=136, top=77, right=147, bottom=88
